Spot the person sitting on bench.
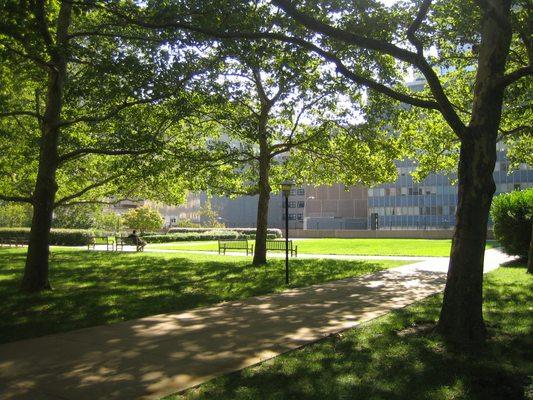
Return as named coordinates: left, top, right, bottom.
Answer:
left=127, top=230, right=146, bottom=251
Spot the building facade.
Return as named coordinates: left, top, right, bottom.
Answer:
left=367, top=148, right=533, bottom=230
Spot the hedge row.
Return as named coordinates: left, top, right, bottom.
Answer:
left=0, top=228, right=109, bottom=246
left=0, top=228, right=281, bottom=246
left=142, top=231, right=242, bottom=243
left=167, top=227, right=283, bottom=238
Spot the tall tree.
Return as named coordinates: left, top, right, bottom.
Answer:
left=124, top=2, right=398, bottom=265
left=135, top=0, right=531, bottom=341
left=0, top=1, right=219, bottom=291
left=262, top=0, right=532, bottom=343
left=204, top=50, right=340, bottom=265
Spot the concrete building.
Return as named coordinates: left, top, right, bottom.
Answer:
left=367, top=146, right=533, bottom=230
left=212, top=186, right=306, bottom=230
left=303, top=185, right=368, bottom=229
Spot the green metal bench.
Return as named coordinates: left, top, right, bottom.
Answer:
left=0, top=237, right=27, bottom=248
left=87, top=235, right=115, bottom=251
left=266, top=240, right=298, bottom=257
left=115, top=236, right=145, bottom=252
left=218, top=239, right=254, bottom=255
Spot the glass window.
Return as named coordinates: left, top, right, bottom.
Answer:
left=297, top=188, right=305, bottom=195
left=288, top=214, right=296, bottom=220
left=297, top=213, right=303, bottom=220
left=297, top=201, right=305, bottom=208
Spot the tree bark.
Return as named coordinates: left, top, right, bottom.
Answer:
left=527, top=224, right=533, bottom=274
left=436, top=137, right=496, bottom=342
left=437, top=1, right=512, bottom=343
left=20, top=3, right=72, bottom=293
left=252, top=131, right=271, bottom=266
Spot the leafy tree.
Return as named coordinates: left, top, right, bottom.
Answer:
left=0, top=202, right=32, bottom=227
left=122, top=206, right=164, bottom=233
left=52, top=204, right=103, bottom=229
left=94, top=211, right=123, bottom=232
left=138, top=0, right=531, bottom=342
left=0, top=1, right=221, bottom=291
left=198, top=198, right=224, bottom=228
left=166, top=0, right=529, bottom=344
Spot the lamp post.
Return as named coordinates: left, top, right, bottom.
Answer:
left=281, top=180, right=294, bottom=284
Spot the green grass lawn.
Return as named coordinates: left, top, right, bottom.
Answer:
left=150, top=238, right=498, bottom=257
left=0, top=248, right=405, bottom=343
left=170, top=263, right=533, bottom=400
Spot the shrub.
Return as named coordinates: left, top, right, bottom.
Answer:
left=142, top=230, right=241, bottom=243
left=122, top=206, right=164, bottom=233
left=167, top=227, right=282, bottom=238
left=0, top=228, right=109, bottom=246
left=491, top=188, right=532, bottom=258
left=0, top=203, right=32, bottom=227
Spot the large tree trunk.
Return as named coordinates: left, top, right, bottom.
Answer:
left=253, top=138, right=271, bottom=266
left=437, top=137, right=496, bottom=342
left=527, top=224, right=533, bottom=274
left=437, top=2, right=512, bottom=343
left=20, top=3, right=71, bottom=293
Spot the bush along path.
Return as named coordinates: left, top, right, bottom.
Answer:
left=0, top=249, right=514, bottom=400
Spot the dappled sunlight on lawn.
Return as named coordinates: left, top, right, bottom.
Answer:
left=0, top=248, right=405, bottom=343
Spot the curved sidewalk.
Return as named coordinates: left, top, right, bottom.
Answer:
left=0, top=249, right=513, bottom=400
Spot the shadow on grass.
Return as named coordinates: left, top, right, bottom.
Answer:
left=171, top=262, right=532, bottom=400
left=0, top=249, right=400, bottom=343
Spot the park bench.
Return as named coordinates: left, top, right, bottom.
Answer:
left=87, top=235, right=115, bottom=251
left=0, top=237, right=27, bottom=247
left=266, top=239, right=298, bottom=257
left=218, top=239, right=254, bottom=255
left=115, top=236, right=145, bottom=252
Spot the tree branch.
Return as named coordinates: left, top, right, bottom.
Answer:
left=54, top=174, right=122, bottom=208
left=0, top=110, right=43, bottom=120
left=497, top=125, right=532, bottom=142
left=271, top=1, right=466, bottom=138
left=0, top=194, right=33, bottom=204
left=102, top=7, right=439, bottom=110
left=271, top=0, right=419, bottom=64
left=57, top=148, right=153, bottom=166
left=55, top=197, right=135, bottom=208
left=498, top=65, right=533, bottom=87
left=406, top=0, right=432, bottom=55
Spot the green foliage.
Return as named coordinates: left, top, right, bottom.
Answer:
left=167, top=227, right=282, bottom=238
left=122, top=206, right=164, bottom=233
left=94, top=211, right=122, bottom=232
left=143, top=231, right=241, bottom=243
left=174, top=219, right=202, bottom=228
left=0, top=0, right=230, bottom=212
left=491, top=189, right=533, bottom=258
left=52, top=204, right=104, bottom=229
left=0, top=203, right=32, bottom=227
left=198, top=198, right=224, bottom=228
left=0, top=228, right=105, bottom=246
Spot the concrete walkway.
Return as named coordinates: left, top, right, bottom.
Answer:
left=0, top=249, right=514, bottom=400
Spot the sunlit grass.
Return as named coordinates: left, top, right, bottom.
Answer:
left=149, top=238, right=498, bottom=257
left=169, top=264, right=532, bottom=400
left=0, top=248, right=405, bottom=343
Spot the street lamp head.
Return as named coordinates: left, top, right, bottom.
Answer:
left=280, top=180, right=294, bottom=196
